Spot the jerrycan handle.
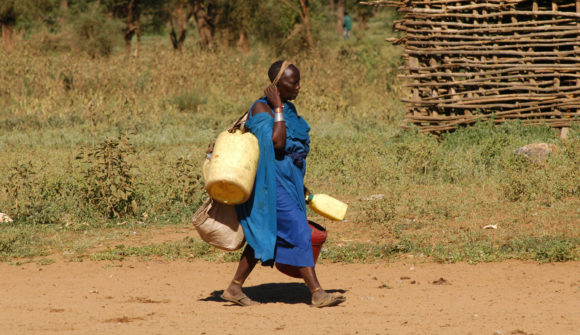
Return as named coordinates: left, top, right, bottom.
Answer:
left=227, top=111, right=249, bottom=133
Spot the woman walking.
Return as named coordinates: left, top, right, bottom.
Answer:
left=221, top=60, right=345, bottom=308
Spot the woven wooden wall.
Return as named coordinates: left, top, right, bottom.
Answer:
left=365, top=0, right=580, bottom=133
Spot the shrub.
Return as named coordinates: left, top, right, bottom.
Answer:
left=500, top=137, right=580, bottom=202
left=67, top=2, right=123, bottom=58
left=78, top=136, right=138, bottom=219
left=170, top=91, right=207, bottom=113
left=171, top=156, right=204, bottom=205
left=1, top=161, right=38, bottom=220
left=363, top=194, right=398, bottom=226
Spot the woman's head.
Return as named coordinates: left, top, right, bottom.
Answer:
left=268, top=60, right=300, bottom=101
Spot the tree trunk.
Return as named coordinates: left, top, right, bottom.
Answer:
left=329, top=0, right=335, bottom=12
left=299, top=0, right=314, bottom=51
left=134, top=23, right=141, bottom=57
left=59, top=0, right=68, bottom=26
left=281, top=0, right=314, bottom=51
left=170, top=27, right=186, bottom=51
left=336, top=0, right=344, bottom=36
left=358, top=16, right=368, bottom=31
left=124, top=0, right=135, bottom=55
left=124, top=30, right=134, bottom=55
left=170, top=0, right=187, bottom=50
left=191, top=0, right=214, bottom=50
left=124, top=0, right=140, bottom=57
left=237, top=30, right=249, bottom=53
left=1, top=23, right=13, bottom=52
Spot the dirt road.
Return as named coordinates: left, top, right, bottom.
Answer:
left=1, top=259, right=578, bottom=335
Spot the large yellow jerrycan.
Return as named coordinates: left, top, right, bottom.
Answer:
left=205, top=129, right=259, bottom=205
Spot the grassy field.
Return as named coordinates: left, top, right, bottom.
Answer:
left=1, top=12, right=579, bottom=265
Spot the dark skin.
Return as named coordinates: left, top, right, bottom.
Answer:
left=225, top=65, right=333, bottom=305
left=251, top=64, right=301, bottom=152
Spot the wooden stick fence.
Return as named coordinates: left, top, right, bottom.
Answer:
left=363, top=0, right=580, bottom=133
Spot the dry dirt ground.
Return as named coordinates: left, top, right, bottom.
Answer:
left=1, top=258, right=578, bottom=335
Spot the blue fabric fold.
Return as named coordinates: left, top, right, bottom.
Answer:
left=235, top=97, right=311, bottom=265
left=283, top=102, right=310, bottom=142
left=288, top=152, right=307, bottom=169
left=234, top=109, right=277, bottom=264
left=275, top=101, right=310, bottom=215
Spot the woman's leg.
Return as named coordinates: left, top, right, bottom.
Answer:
left=225, top=245, right=258, bottom=297
left=299, top=266, right=325, bottom=299
left=299, top=266, right=345, bottom=307
left=299, top=266, right=321, bottom=292
left=221, top=245, right=259, bottom=306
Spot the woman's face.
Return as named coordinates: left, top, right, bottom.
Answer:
left=277, top=65, right=301, bottom=101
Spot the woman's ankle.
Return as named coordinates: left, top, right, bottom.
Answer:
left=226, top=279, right=244, bottom=293
left=311, top=287, right=327, bottom=300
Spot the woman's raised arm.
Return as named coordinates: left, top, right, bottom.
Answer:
left=251, top=85, right=286, bottom=152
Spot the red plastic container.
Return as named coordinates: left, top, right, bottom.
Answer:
left=275, top=221, right=327, bottom=278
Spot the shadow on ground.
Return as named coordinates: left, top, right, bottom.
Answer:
left=201, top=282, right=347, bottom=305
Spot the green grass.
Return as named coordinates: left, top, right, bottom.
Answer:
left=0, top=11, right=578, bottom=264
left=88, top=237, right=243, bottom=262
left=320, top=232, right=579, bottom=264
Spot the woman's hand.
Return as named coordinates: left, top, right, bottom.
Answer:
left=304, top=186, right=311, bottom=197
left=259, top=85, right=285, bottom=152
left=264, top=85, right=283, bottom=109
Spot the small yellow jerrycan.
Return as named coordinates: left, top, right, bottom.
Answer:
left=305, top=193, right=348, bottom=221
left=205, top=129, right=259, bottom=205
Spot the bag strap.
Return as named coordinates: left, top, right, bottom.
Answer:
left=227, top=111, right=249, bottom=133
left=192, top=198, right=212, bottom=226
left=206, top=111, right=249, bottom=155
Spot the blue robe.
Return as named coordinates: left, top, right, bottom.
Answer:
left=235, top=97, right=313, bottom=267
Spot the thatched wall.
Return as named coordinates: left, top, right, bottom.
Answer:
left=365, top=0, right=580, bottom=133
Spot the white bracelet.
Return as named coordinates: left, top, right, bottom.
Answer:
left=274, top=112, right=285, bottom=122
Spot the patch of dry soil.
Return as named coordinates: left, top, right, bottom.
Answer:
left=1, top=259, right=578, bottom=334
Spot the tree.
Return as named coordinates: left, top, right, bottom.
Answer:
left=336, top=0, right=344, bottom=36
left=102, top=0, right=142, bottom=56
left=190, top=0, right=215, bottom=49
left=351, top=1, right=375, bottom=31
left=169, top=0, right=187, bottom=50
left=281, top=0, right=314, bottom=51
left=0, top=1, right=16, bottom=51
left=68, top=2, right=122, bottom=58
left=58, top=0, right=68, bottom=26
left=124, top=0, right=141, bottom=56
left=211, top=0, right=259, bottom=52
left=356, top=5, right=373, bottom=31
left=0, top=0, right=60, bottom=52
left=100, top=0, right=167, bottom=56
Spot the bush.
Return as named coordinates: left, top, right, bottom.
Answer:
left=0, top=161, right=81, bottom=224
left=78, top=136, right=138, bottom=219
left=170, top=91, right=207, bottom=113
left=1, top=161, right=38, bottom=220
left=67, top=2, right=123, bottom=58
left=500, top=137, right=580, bottom=202
left=363, top=194, right=398, bottom=226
